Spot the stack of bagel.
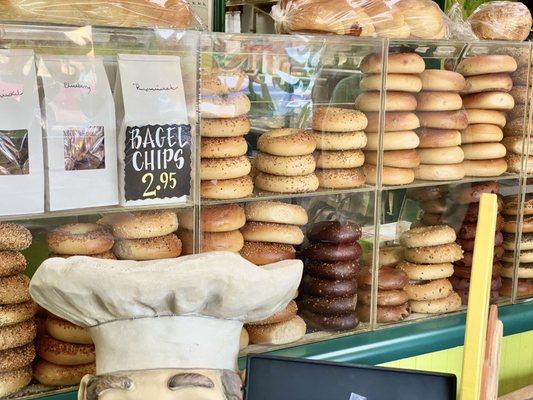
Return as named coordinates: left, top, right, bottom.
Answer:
left=415, top=70, right=467, bottom=181
left=398, top=225, right=462, bottom=314
left=33, top=314, right=95, bottom=387
left=200, top=69, right=254, bottom=199
left=298, top=221, right=361, bottom=331
left=254, top=128, right=319, bottom=194
left=357, top=245, right=410, bottom=323
left=178, top=204, right=245, bottom=254
left=459, top=55, right=518, bottom=177
left=500, top=195, right=533, bottom=299
left=239, top=201, right=306, bottom=267
left=357, top=52, right=424, bottom=186
left=98, top=210, right=182, bottom=260
left=0, top=223, right=36, bottom=397
left=310, top=106, right=367, bottom=189
left=450, top=181, right=504, bottom=304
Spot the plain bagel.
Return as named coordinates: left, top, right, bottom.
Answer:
left=364, top=111, right=420, bottom=132
left=461, top=124, right=504, bottom=144
left=361, top=73, right=422, bottom=92
left=241, top=222, right=304, bottom=245
left=355, top=91, right=417, bottom=112
left=200, top=175, right=254, bottom=199
left=244, top=201, right=307, bottom=225
left=462, top=92, right=514, bottom=110
left=463, top=159, right=507, bottom=177
left=420, top=70, right=466, bottom=92
left=462, top=143, right=507, bottom=160
left=364, top=149, right=420, bottom=168
left=258, top=129, right=316, bottom=156
left=200, top=230, right=245, bottom=253
left=179, top=203, right=245, bottom=232
left=312, top=107, right=367, bottom=132
left=416, top=92, right=463, bottom=111
left=360, top=52, right=425, bottom=74
left=414, top=163, right=465, bottom=181
left=462, top=73, right=513, bottom=94
left=457, top=55, right=518, bottom=76
left=417, top=128, right=461, bottom=148
left=465, top=109, right=507, bottom=127
left=247, top=301, right=297, bottom=326
left=365, top=131, right=419, bottom=151
left=364, top=163, right=414, bottom=185
left=418, top=110, right=468, bottom=130
left=245, top=316, right=306, bottom=345
left=418, top=146, right=464, bottom=165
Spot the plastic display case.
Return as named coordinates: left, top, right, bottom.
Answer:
left=0, top=24, right=531, bottom=399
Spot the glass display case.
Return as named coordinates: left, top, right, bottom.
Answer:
left=0, top=24, right=531, bottom=399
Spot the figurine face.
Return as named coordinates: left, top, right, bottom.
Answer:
left=79, top=369, right=242, bottom=400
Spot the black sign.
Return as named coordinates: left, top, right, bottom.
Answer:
left=124, top=124, right=191, bottom=201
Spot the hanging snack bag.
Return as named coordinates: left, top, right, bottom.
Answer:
left=0, top=49, right=44, bottom=215
left=39, top=55, right=118, bottom=211
left=115, top=54, right=192, bottom=206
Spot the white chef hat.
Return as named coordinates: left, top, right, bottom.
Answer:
left=30, top=251, right=303, bottom=375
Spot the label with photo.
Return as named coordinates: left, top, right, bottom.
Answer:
left=123, top=123, right=191, bottom=201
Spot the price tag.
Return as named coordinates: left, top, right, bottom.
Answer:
left=123, top=124, right=191, bottom=201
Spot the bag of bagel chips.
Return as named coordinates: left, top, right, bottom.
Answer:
left=0, top=50, right=45, bottom=215
left=115, top=54, right=192, bottom=206
left=38, top=55, right=118, bottom=211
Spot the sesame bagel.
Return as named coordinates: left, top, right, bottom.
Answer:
left=37, top=335, right=95, bottom=366
left=0, top=343, right=35, bottom=373
left=241, top=222, right=304, bottom=245
left=47, top=223, right=114, bottom=255
left=316, top=168, right=366, bottom=189
left=201, top=136, right=247, bottom=158
left=255, top=172, right=319, bottom=193
left=200, top=156, right=251, bottom=180
left=255, top=153, right=315, bottom=176
left=200, top=92, right=251, bottom=118
left=247, top=301, right=298, bottom=326
left=0, top=275, right=30, bottom=305
left=33, top=359, right=95, bottom=386
left=0, top=251, right=26, bottom=277
left=0, top=223, right=31, bottom=251
left=200, top=116, right=250, bottom=137
left=397, top=261, right=454, bottom=280
left=0, top=319, right=36, bottom=351
left=239, top=241, right=296, bottom=265
left=312, top=107, right=367, bottom=132
left=113, top=234, right=182, bottom=260
left=405, top=278, right=453, bottom=301
left=404, top=243, right=463, bottom=264
left=400, top=225, right=456, bottom=248
left=311, top=131, right=367, bottom=151
left=98, top=210, right=179, bottom=240
left=0, top=366, right=32, bottom=397
left=246, top=315, right=306, bottom=345
left=409, top=292, right=462, bottom=314
left=0, top=301, right=37, bottom=327
left=315, top=150, right=365, bottom=169
left=45, top=315, right=92, bottom=345
left=258, top=129, right=316, bottom=156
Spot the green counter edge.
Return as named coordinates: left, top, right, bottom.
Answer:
left=38, top=301, right=533, bottom=399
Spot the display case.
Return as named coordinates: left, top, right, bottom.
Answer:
left=0, top=24, right=531, bottom=399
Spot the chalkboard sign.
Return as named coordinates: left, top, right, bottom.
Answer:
left=123, top=123, right=191, bottom=201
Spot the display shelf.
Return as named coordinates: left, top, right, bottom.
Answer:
left=380, top=174, right=521, bottom=192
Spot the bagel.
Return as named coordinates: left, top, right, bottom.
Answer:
left=303, top=241, right=362, bottom=262
left=409, top=292, right=462, bottom=314
left=364, top=111, right=420, bottom=132
left=201, top=69, right=248, bottom=95
left=254, top=172, right=319, bottom=193
left=365, top=131, right=419, bottom=151
left=379, top=245, right=403, bottom=267
left=0, top=343, right=35, bottom=373
left=417, top=146, right=464, bottom=165
left=502, top=136, right=531, bottom=155
left=311, top=131, right=367, bottom=151
left=450, top=181, right=499, bottom=204
left=506, top=153, right=533, bottom=174
left=457, top=55, right=518, bottom=76
left=0, top=301, right=37, bottom=328
left=258, top=129, right=316, bottom=156
left=179, top=203, right=245, bottom=232
left=244, top=201, right=307, bottom=226
left=414, top=163, right=465, bottom=181
left=420, top=70, right=466, bottom=92
left=316, top=168, right=366, bottom=189
left=312, top=107, right=367, bottom=132
left=113, top=234, right=182, bottom=260
left=361, top=74, right=422, bottom=92
left=512, top=66, right=532, bottom=86
left=33, top=359, right=95, bottom=386
left=358, top=266, right=409, bottom=291
left=404, top=242, right=463, bottom=264
left=358, top=289, right=409, bottom=306
left=45, top=315, right=92, bottom=345
left=419, top=199, right=447, bottom=214
left=463, top=159, right=507, bottom=177
left=462, top=92, right=515, bottom=110
left=462, top=143, right=507, bottom=160
left=239, top=241, right=295, bottom=265
left=0, top=366, right=32, bottom=397
left=199, top=230, right=245, bottom=254
left=200, top=156, right=251, bottom=180
left=407, top=279, right=454, bottom=301
left=315, top=150, right=364, bottom=169
left=510, top=85, right=528, bottom=104
left=304, top=260, right=359, bottom=280
left=355, top=91, right=417, bottom=112
left=255, top=153, right=315, bottom=176
left=98, top=210, right=179, bottom=240
left=461, top=124, right=504, bottom=144
left=416, top=92, right=463, bottom=111
left=418, top=110, right=469, bottom=130
left=364, top=163, right=414, bottom=185
left=201, top=175, right=253, bottom=199
left=201, top=136, right=247, bottom=158
left=0, top=224, right=31, bottom=251
left=500, top=278, right=533, bottom=299
left=307, top=221, right=362, bottom=244
left=416, top=128, right=461, bottom=148
left=247, top=301, right=297, bottom=326
left=357, top=302, right=410, bottom=323
left=400, top=225, right=456, bottom=248
left=241, top=222, right=303, bottom=245
left=364, top=149, right=420, bottom=168
left=301, top=275, right=357, bottom=298
left=0, top=319, right=36, bottom=351
left=0, top=275, right=30, bottom=305
left=0, top=251, right=25, bottom=278
left=200, top=116, right=250, bottom=137
left=246, top=316, right=306, bottom=345
left=361, top=52, right=425, bottom=74
left=46, top=223, right=113, bottom=255
left=37, top=335, right=95, bottom=366
left=299, top=295, right=357, bottom=316
left=465, top=109, right=507, bottom=127
left=463, top=73, right=513, bottom=94
left=503, top=195, right=533, bottom=216
left=200, top=92, right=251, bottom=118
left=397, top=261, right=454, bottom=280
left=503, top=117, right=525, bottom=136
left=407, top=186, right=447, bottom=202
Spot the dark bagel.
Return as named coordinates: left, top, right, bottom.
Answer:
left=300, top=309, right=359, bottom=331
left=420, top=199, right=447, bottom=214
left=303, top=242, right=362, bottom=262
left=304, top=260, right=360, bottom=280
left=451, top=181, right=499, bottom=204
left=301, top=275, right=357, bottom=298
left=457, top=289, right=499, bottom=305
left=450, top=275, right=502, bottom=291
left=462, top=197, right=504, bottom=222
left=358, top=266, right=409, bottom=290
left=299, top=295, right=357, bottom=316
left=454, top=263, right=501, bottom=279
left=307, top=221, right=362, bottom=244
left=358, top=288, right=409, bottom=306
left=407, top=186, right=447, bottom=202
left=458, top=215, right=504, bottom=240
left=357, top=303, right=410, bottom=323
left=456, top=247, right=504, bottom=267
left=458, top=232, right=503, bottom=251
left=500, top=278, right=533, bottom=298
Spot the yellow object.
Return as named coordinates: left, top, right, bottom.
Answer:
left=460, top=193, right=498, bottom=400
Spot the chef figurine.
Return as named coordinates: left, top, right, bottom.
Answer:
left=30, top=251, right=303, bottom=400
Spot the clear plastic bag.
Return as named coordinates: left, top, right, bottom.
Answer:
left=468, top=1, right=532, bottom=41
left=3, top=0, right=203, bottom=30
left=270, top=0, right=450, bottom=39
